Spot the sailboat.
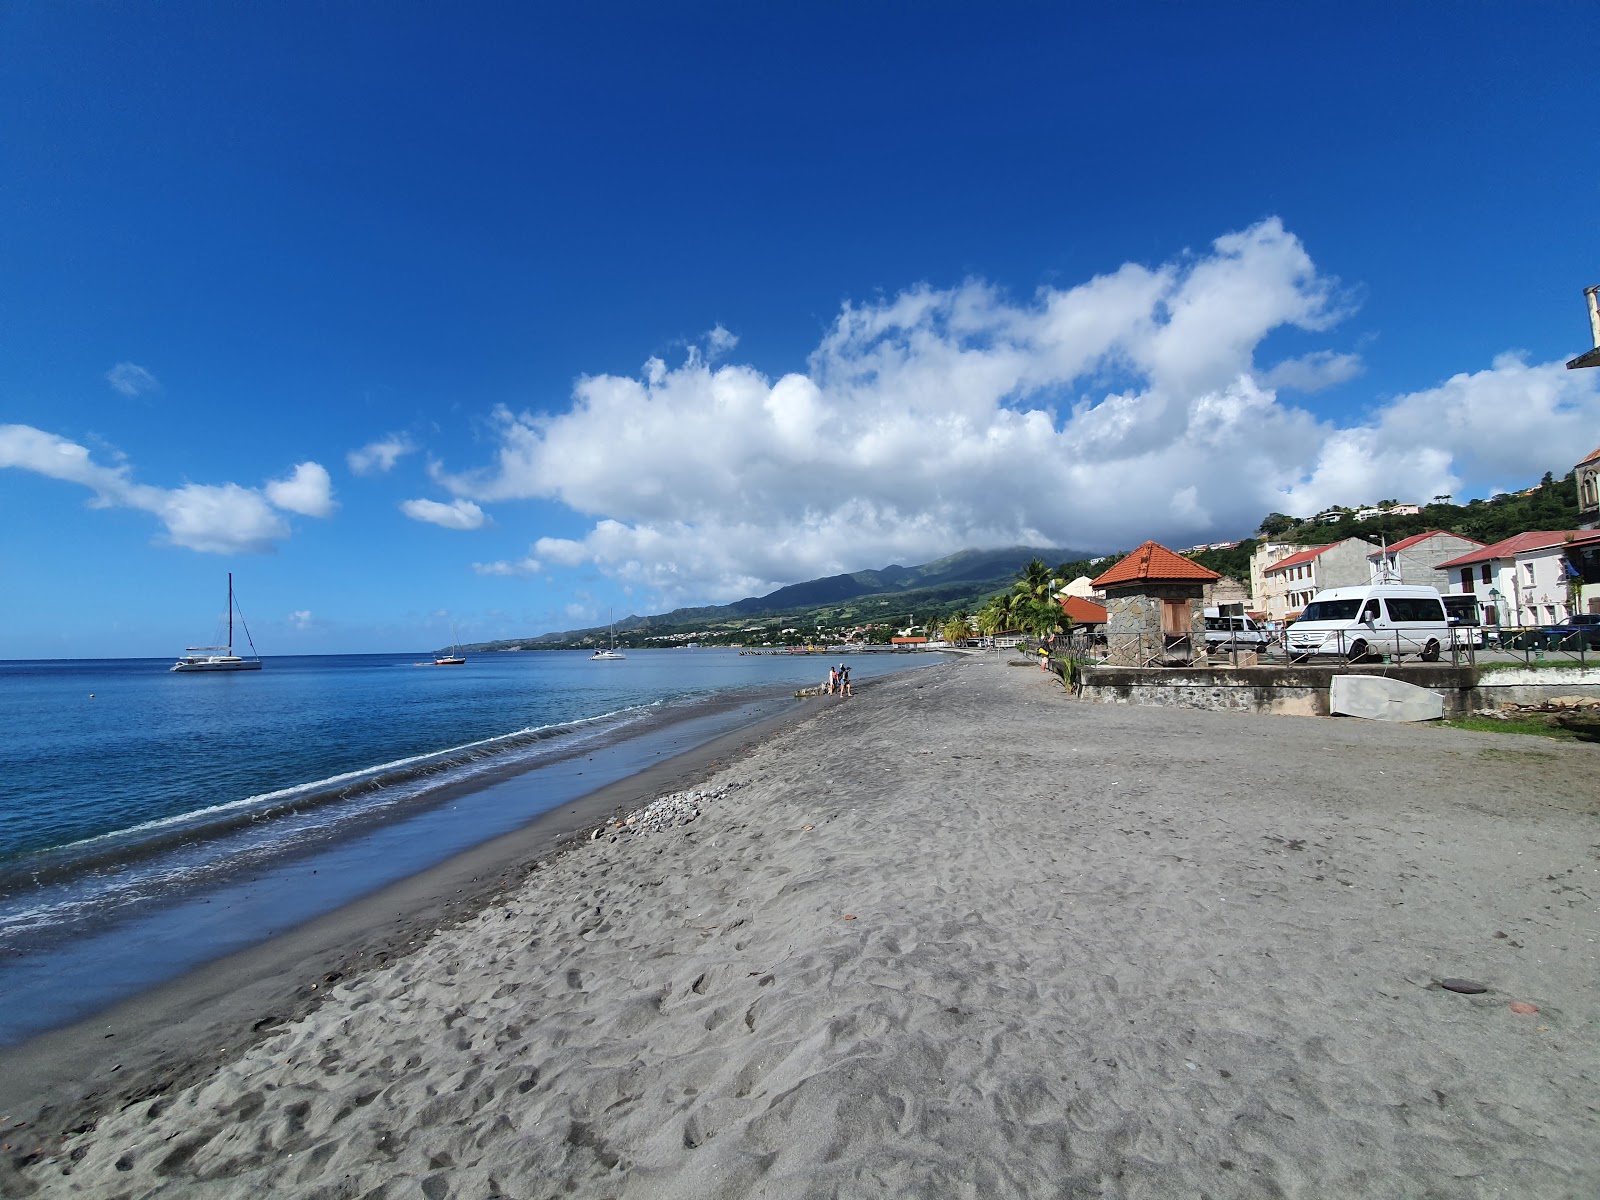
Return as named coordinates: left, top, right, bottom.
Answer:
left=590, top=610, right=626, bottom=660
left=172, top=573, right=262, bottom=672
left=434, top=622, right=466, bottom=666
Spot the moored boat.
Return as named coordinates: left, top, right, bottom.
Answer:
left=172, top=573, right=262, bottom=672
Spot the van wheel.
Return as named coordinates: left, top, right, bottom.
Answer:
left=1347, top=639, right=1369, bottom=663
left=1420, top=639, right=1440, bottom=662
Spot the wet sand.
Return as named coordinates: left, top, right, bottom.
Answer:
left=4, top=655, right=1598, bottom=1197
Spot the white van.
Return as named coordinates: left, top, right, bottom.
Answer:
left=1286, top=585, right=1450, bottom=662
left=1203, top=608, right=1270, bottom=648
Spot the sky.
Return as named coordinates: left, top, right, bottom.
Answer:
left=3, top=2, right=1599, bottom=659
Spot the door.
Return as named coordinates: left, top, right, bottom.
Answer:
left=1162, top=599, right=1191, bottom=651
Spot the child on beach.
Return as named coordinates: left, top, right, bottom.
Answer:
left=839, top=663, right=852, bottom=696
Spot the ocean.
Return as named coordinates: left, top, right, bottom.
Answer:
left=0, top=648, right=935, bottom=1042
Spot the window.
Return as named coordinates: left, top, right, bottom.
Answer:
left=1301, top=598, right=1362, bottom=622
left=1385, top=597, right=1446, bottom=623
left=1523, top=563, right=1535, bottom=587
left=1481, top=564, right=1491, bottom=584
left=1459, top=568, right=1473, bottom=592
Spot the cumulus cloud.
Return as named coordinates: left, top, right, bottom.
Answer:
left=265, top=462, right=336, bottom=517
left=472, top=553, right=542, bottom=576
left=289, top=610, right=314, bottom=630
left=425, top=218, right=1600, bottom=604
left=347, top=434, right=416, bottom=475
left=400, top=497, right=487, bottom=530
left=105, top=362, right=159, bottom=397
left=0, top=424, right=337, bottom=553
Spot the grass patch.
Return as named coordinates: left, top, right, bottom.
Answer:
left=1475, top=658, right=1598, bottom=675
left=1441, top=714, right=1583, bottom=741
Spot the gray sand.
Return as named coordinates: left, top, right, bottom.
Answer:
left=6, top=655, right=1598, bottom=1197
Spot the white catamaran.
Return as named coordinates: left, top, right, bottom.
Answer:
left=590, top=610, right=625, bottom=660
left=172, top=572, right=262, bottom=672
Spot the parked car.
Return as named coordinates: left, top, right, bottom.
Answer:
left=1505, top=615, right=1600, bottom=652
left=1203, top=609, right=1271, bottom=649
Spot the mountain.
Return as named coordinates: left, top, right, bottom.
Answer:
left=463, top=546, right=1092, bottom=651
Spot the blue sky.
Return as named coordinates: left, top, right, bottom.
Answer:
left=3, top=2, right=1598, bottom=658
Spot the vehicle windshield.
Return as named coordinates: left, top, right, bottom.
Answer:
left=1299, top=599, right=1362, bottom=622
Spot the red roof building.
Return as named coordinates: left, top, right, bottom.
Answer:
left=1091, top=541, right=1221, bottom=589
left=1435, top=531, right=1590, bottom=627
left=1058, top=595, right=1109, bottom=625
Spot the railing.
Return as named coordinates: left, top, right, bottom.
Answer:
left=1045, top=627, right=1484, bottom=668
left=1485, top=627, right=1596, bottom=666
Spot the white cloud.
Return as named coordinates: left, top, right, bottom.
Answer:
left=289, top=610, right=314, bottom=630
left=347, top=434, right=416, bottom=475
left=265, top=461, right=336, bottom=517
left=423, top=218, right=1600, bottom=605
left=0, top=423, right=317, bottom=553
left=706, top=324, right=739, bottom=359
left=472, top=553, right=542, bottom=576
left=105, top=362, right=159, bottom=397
left=400, top=497, right=487, bottom=530
left=1258, top=350, right=1364, bottom=393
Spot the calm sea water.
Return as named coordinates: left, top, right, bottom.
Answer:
left=0, top=648, right=934, bottom=1041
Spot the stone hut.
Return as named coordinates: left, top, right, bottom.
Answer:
left=1091, top=541, right=1222, bottom=666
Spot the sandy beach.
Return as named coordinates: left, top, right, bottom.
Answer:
left=3, top=654, right=1597, bottom=1197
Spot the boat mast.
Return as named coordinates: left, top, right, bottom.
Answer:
left=228, top=571, right=234, bottom=653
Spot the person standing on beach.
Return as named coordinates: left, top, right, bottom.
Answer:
left=840, top=663, right=852, bottom=697
left=827, top=665, right=838, bottom=694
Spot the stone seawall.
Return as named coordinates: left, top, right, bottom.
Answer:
left=1077, top=664, right=1600, bottom=718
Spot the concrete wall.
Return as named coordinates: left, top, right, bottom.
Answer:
left=1078, top=663, right=1600, bottom=718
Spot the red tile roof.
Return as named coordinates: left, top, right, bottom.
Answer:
left=1367, top=530, right=1483, bottom=557
left=1436, top=531, right=1587, bottom=569
left=1577, top=445, right=1600, bottom=467
left=1091, top=541, right=1221, bottom=587
left=1262, top=544, right=1332, bottom=576
left=1058, top=596, right=1109, bottom=624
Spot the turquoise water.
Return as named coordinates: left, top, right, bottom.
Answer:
left=0, top=648, right=933, bottom=1040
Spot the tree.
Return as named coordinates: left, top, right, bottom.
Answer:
left=942, top=614, right=973, bottom=643
left=1258, top=512, right=1298, bottom=537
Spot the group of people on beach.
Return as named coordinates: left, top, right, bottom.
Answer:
left=827, top=661, right=852, bottom=696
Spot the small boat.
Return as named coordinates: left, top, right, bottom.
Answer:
left=435, top=622, right=466, bottom=665
left=172, top=573, right=262, bottom=672
left=591, top=610, right=626, bottom=660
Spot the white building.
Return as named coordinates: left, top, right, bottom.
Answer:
left=1436, top=531, right=1586, bottom=628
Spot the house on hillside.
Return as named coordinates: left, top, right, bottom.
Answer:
left=1436, top=531, right=1590, bottom=627
left=1259, top=538, right=1373, bottom=622
left=1090, top=541, right=1220, bottom=665
left=1367, top=531, right=1485, bottom=586
left=1248, top=542, right=1302, bottom=614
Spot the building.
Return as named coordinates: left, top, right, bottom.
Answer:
left=1436, top=531, right=1589, bottom=628
left=1247, top=541, right=1303, bottom=613
left=1366, top=531, right=1486, bottom=587
left=1576, top=445, right=1600, bottom=529
left=1354, top=503, right=1422, bottom=521
left=1090, top=541, right=1220, bottom=665
left=1057, top=595, right=1109, bottom=649
left=1258, top=538, right=1374, bottom=621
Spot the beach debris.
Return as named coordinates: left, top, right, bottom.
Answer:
left=596, top=783, right=745, bottom=843
left=1438, top=978, right=1488, bottom=994
left=843, top=914, right=857, bottom=921
left=1509, top=1000, right=1540, bottom=1015
left=802, top=824, right=814, bottom=831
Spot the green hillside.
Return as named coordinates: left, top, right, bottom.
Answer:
left=460, top=545, right=1101, bottom=652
